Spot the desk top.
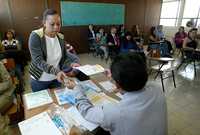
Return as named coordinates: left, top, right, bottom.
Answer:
left=148, top=57, right=175, bottom=62
left=24, top=73, right=119, bottom=119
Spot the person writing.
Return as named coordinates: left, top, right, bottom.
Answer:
left=28, top=9, right=80, bottom=92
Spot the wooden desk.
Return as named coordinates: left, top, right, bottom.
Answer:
left=24, top=73, right=119, bottom=119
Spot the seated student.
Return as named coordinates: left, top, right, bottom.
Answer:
left=183, top=28, right=198, bottom=49
left=107, top=27, right=120, bottom=58
left=64, top=41, right=77, bottom=54
left=132, top=24, right=143, bottom=43
left=148, top=26, right=170, bottom=57
left=117, top=25, right=126, bottom=38
left=182, top=28, right=198, bottom=58
left=1, top=30, right=20, bottom=51
left=0, top=61, right=15, bottom=114
left=120, top=32, right=141, bottom=53
left=174, top=26, right=187, bottom=49
left=88, top=24, right=96, bottom=48
left=66, top=52, right=167, bottom=135
left=155, top=25, right=173, bottom=54
left=96, top=28, right=108, bottom=58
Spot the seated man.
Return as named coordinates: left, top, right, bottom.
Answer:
left=67, top=52, right=167, bottom=135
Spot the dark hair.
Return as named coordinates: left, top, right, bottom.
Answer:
left=132, top=25, right=140, bottom=37
left=123, top=31, right=134, bottom=43
left=4, top=29, right=15, bottom=40
left=150, top=26, right=156, bottom=38
left=179, top=26, right=184, bottom=30
left=43, top=9, right=58, bottom=21
left=111, top=52, right=148, bottom=92
left=188, top=28, right=198, bottom=33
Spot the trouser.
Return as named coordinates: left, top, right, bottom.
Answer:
left=30, top=78, right=61, bottom=92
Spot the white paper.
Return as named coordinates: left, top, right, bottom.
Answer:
left=80, top=80, right=102, bottom=92
left=99, top=81, right=116, bottom=92
left=75, top=64, right=104, bottom=76
left=66, top=106, right=98, bottom=131
left=18, top=112, right=62, bottom=135
left=54, top=88, right=76, bottom=105
left=92, top=93, right=119, bottom=107
left=24, top=90, right=53, bottom=110
left=115, top=92, right=123, bottom=99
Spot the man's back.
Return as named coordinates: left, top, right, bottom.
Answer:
left=102, top=82, right=167, bottom=135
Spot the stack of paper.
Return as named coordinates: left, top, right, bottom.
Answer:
left=90, top=93, right=119, bottom=107
left=66, top=106, right=98, bottom=131
left=75, top=64, right=104, bottom=76
left=24, top=90, right=53, bottom=110
left=18, top=112, right=62, bottom=135
left=80, top=80, right=102, bottom=92
left=99, top=81, right=116, bottom=92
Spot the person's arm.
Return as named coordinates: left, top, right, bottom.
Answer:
left=67, top=52, right=80, bottom=64
left=149, top=35, right=158, bottom=42
left=182, top=37, right=188, bottom=49
left=73, top=85, right=112, bottom=130
left=28, top=32, right=61, bottom=75
left=0, top=62, right=12, bottom=94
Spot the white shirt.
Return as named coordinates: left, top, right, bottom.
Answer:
left=75, top=81, right=167, bottom=135
left=39, top=36, right=62, bottom=81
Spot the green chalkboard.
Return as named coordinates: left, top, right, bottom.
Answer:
left=60, top=1, right=125, bottom=26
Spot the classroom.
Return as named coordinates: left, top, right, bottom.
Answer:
left=0, top=0, right=200, bottom=135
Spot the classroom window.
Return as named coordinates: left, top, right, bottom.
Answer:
left=160, top=0, right=200, bottom=27
left=181, top=0, right=200, bottom=27
left=160, top=0, right=180, bottom=26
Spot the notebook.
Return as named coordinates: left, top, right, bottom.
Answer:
left=18, top=112, right=62, bottom=135
left=23, top=90, right=53, bottom=110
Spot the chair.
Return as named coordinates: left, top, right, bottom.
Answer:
left=148, top=41, right=171, bottom=57
left=148, top=57, right=176, bottom=92
left=177, top=48, right=200, bottom=77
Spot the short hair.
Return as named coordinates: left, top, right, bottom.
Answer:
left=111, top=52, right=148, bottom=92
left=43, top=9, right=58, bottom=21
left=189, top=28, right=198, bottom=33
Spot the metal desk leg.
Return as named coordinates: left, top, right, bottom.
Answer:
left=154, top=63, right=164, bottom=80
left=160, top=72, right=165, bottom=92
left=172, top=70, right=176, bottom=88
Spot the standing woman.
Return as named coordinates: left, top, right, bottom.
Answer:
left=29, top=9, right=79, bottom=92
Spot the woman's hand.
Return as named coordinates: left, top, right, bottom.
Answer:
left=56, top=71, right=66, bottom=83
left=70, top=63, right=80, bottom=68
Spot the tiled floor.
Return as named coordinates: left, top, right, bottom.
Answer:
left=17, top=53, right=200, bottom=135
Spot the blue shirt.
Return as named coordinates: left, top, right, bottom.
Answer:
left=74, top=81, right=167, bottom=135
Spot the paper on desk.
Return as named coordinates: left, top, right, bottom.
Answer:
left=66, top=106, right=98, bottom=131
left=18, top=112, right=62, bottom=135
left=91, top=93, right=119, bottom=107
left=24, top=90, right=53, bottom=110
left=54, top=88, right=76, bottom=105
left=115, top=92, right=123, bottom=99
left=99, top=81, right=116, bottom=92
left=80, top=80, right=102, bottom=92
left=74, top=64, right=104, bottom=76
